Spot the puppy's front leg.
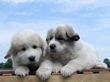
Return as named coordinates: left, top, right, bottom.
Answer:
left=61, top=58, right=86, bottom=77
left=36, top=59, right=53, bottom=81
left=15, top=66, right=29, bottom=77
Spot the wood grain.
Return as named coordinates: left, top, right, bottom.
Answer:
left=0, top=69, right=110, bottom=82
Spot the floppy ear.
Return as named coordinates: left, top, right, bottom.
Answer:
left=4, top=46, right=13, bottom=59
left=64, top=25, right=76, bottom=40
left=66, top=32, right=80, bottom=41
left=71, top=34, right=80, bottom=41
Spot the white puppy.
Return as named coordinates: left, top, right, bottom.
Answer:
left=5, top=30, right=47, bottom=77
left=37, top=24, right=107, bottom=80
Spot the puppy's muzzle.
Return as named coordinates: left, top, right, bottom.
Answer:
left=28, top=56, right=35, bottom=62
left=50, top=44, right=56, bottom=50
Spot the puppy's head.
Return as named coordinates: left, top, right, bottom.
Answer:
left=46, top=24, right=80, bottom=54
left=5, top=30, right=47, bottom=65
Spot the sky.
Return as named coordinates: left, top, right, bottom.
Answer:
left=0, top=0, right=110, bottom=62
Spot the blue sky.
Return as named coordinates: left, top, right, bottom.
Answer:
left=0, top=0, right=110, bottom=62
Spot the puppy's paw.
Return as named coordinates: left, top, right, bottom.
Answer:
left=61, top=66, right=76, bottom=77
left=36, top=68, right=52, bottom=81
left=15, top=66, right=29, bottom=77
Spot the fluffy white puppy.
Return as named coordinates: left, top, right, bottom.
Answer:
left=5, top=30, right=47, bottom=77
left=37, top=24, right=107, bottom=80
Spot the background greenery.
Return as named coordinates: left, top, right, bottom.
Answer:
left=104, top=58, right=110, bottom=68
left=0, top=59, right=12, bottom=69
left=0, top=58, right=110, bottom=69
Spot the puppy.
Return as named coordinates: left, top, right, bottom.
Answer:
left=37, top=24, right=107, bottom=80
left=5, top=30, right=47, bottom=77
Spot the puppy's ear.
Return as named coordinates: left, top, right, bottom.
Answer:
left=4, top=46, right=13, bottom=59
left=66, top=31, right=80, bottom=41
left=71, top=34, right=80, bottom=41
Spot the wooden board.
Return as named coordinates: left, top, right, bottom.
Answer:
left=0, top=72, right=110, bottom=82
left=0, top=69, right=110, bottom=82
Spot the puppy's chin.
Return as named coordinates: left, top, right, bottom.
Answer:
left=50, top=49, right=63, bottom=55
left=50, top=49, right=57, bottom=53
left=28, top=62, right=36, bottom=64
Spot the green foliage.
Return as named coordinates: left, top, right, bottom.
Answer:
left=0, top=59, right=12, bottom=69
left=0, top=63, right=4, bottom=68
left=4, top=59, right=12, bottom=68
left=104, top=58, right=110, bottom=68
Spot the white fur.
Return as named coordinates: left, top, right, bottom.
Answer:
left=36, top=59, right=53, bottom=80
left=5, top=30, right=47, bottom=77
left=37, top=24, right=107, bottom=80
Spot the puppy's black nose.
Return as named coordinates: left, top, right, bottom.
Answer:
left=28, top=56, right=35, bottom=62
left=50, top=44, right=56, bottom=49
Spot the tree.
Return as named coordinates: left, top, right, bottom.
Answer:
left=0, top=59, right=12, bottom=69
left=104, top=58, right=110, bottom=68
left=4, top=59, right=12, bottom=68
left=0, top=63, right=4, bottom=68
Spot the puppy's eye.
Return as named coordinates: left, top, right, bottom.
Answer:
left=56, top=37, right=64, bottom=41
left=32, top=45, right=37, bottom=49
left=50, top=37, right=53, bottom=40
left=46, top=38, right=48, bottom=42
left=21, top=47, right=26, bottom=51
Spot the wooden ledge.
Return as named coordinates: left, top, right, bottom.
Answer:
left=0, top=69, right=110, bottom=82
left=0, top=68, right=110, bottom=75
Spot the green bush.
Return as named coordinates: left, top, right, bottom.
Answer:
left=0, top=59, right=12, bottom=69
left=104, top=58, right=110, bottom=68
